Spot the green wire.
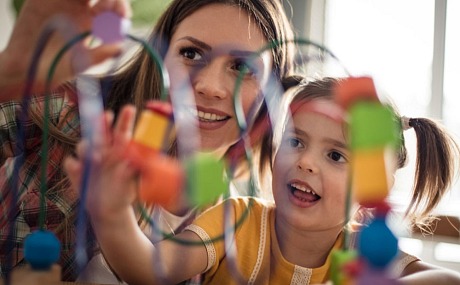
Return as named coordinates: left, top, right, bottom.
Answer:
left=232, top=37, right=353, bottom=250
left=128, top=34, right=170, bottom=101
left=39, top=31, right=91, bottom=229
left=38, top=30, right=171, bottom=236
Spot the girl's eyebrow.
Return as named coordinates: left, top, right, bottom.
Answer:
left=323, top=138, right=348, bottom=150
left=293, top=128, right=348, bottom=149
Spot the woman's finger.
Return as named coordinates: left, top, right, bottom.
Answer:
left=91, top=0, right=132, bottom=18
left=74, top=44, right=123, bottom=74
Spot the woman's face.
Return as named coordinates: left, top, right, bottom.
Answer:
left=164, top=3, right=272, bottom=156
left=272, top=99, right=350, bottom=233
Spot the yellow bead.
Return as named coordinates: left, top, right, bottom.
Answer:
left=133, top=110, right=171, bottom=150
left=352, top=148, right=390, bottom=204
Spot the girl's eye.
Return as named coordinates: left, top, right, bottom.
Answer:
left=179, top=47, right=203, bottom=61
left=329, top=151, right=347, bottom=163
left=287, top=137, right=303, bottom=149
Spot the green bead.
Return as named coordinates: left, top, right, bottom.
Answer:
left=331, top=249, right=358, bottom=285
left=185, top=153, right=228, bottom=206
left=349, top=102, right=401, bottom=150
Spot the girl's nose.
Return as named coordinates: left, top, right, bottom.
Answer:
left=297, top=151, right=319, bottom=174
left=193, top=60, right=229, bottom=100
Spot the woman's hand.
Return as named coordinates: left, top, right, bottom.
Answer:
left=64, top=105, right=138, bottom=221
left=0, top=0, right=132, bottom=101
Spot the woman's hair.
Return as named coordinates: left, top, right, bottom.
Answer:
left=259, top=76, right=460, bottom=229
left=107, top=0, right=295, bottom=115
left=105, top=0, right=295, bottom=173
left=29, top=0, right=295, bottom=189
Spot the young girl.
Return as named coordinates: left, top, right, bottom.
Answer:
left=0, top=0, right=295, bottom=281
left=65, top=77, right=460, bottom=284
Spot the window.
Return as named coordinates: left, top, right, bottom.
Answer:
left=297, top=0, right=460, bottom=215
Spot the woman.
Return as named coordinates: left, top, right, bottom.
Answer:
left=0, top=0, right=295, bottom=281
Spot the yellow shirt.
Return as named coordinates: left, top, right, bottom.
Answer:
left=185, top=197, right=419, bottom=284
left=185, top=197, right=341, bottom=284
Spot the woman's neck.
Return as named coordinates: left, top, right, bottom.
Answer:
left=274, top=215, right=343, bottom=268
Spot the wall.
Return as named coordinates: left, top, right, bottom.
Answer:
left=0, top=0, right=15, bottom=50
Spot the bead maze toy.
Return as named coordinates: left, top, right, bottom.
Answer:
left=2, top=9, right=408, bottom=285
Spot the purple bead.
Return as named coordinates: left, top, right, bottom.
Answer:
left=92, top=11, right=131, bottom=44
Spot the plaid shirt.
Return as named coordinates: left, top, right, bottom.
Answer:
left=0, top=83, right=91, bottom=281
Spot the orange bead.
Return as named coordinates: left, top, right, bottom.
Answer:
left=334, top=76, right=379, bottom=110
left=138, top=154, right=184, bottom=207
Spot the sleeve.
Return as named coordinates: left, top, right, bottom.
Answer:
left=183, top=197, right=255, bottom=274
left=390, top=250, right=420, bottom=277
left=0, top=100, right=26, bottom=164
left=0, top=84, right=80, bottom=223
left=0, top=83, right=82, bottom=280
left=0, top=83, right=79, bottom=163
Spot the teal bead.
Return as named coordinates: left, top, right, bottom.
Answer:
left=358, top=216, right=398, bottom=269
left=24, top=230, right=61, bottom=270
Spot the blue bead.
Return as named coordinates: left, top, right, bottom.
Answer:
left=358, top=217, right=398, bottom=268
left=24, top=230, right=61, bottom=270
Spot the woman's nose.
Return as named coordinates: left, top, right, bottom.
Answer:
left=193, top=60, right=229, bottom=100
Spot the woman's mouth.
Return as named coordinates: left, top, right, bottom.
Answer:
left=190, top=108, right=231, bottom=130
left=196, top=110, right=229, bottom=122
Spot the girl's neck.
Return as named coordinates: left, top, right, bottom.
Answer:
left=274, top=215, right=343, bottom=268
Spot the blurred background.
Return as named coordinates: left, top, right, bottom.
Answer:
left=1, top=0, right=459, bottom=272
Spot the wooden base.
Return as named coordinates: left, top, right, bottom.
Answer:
left=0, top=265, right=105, bottom=285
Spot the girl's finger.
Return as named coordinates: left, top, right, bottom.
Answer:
left=113, top=104, right=136, bottom=146
left=63, top=155, right=83, bottom=191
left=100, top=110, right=115, bottom=147
left=75, top=140, right=89, bottom=160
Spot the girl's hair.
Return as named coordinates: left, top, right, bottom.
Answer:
left=258, top=76, right=460, bottom=229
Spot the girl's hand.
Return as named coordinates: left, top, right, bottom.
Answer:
left=0, top=0, right=132, bottom=101
left=64, top=105, right=138, bottom=221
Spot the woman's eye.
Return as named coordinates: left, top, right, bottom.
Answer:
left=233, top=59, right=255, bottom=77
left=329, top=151, right=347, bottom=163
left=180, top=47, right=203, bottom=61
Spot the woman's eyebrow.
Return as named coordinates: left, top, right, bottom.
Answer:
left=228, top=50, right=258, bottom=57
left=176, top=36, right=212, bottom=51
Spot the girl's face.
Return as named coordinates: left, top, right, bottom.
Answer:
left=272, top=99, right=350, bottom=232
left=164, top=3, right=272, bottom=156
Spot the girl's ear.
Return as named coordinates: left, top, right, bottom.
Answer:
left=389, top=173, right=396, bottom=190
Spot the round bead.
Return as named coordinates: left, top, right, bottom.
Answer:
left=24, top=230, right=61, bottom=270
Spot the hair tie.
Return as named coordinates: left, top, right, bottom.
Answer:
left=401, top=116, right=412, bottom=131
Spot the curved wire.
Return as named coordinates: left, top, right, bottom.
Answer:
left=3, top=15, right=62, bottom=284
left=41, top=30, right=171, bottom=271
left=224, top=37, right=353, bottom=278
